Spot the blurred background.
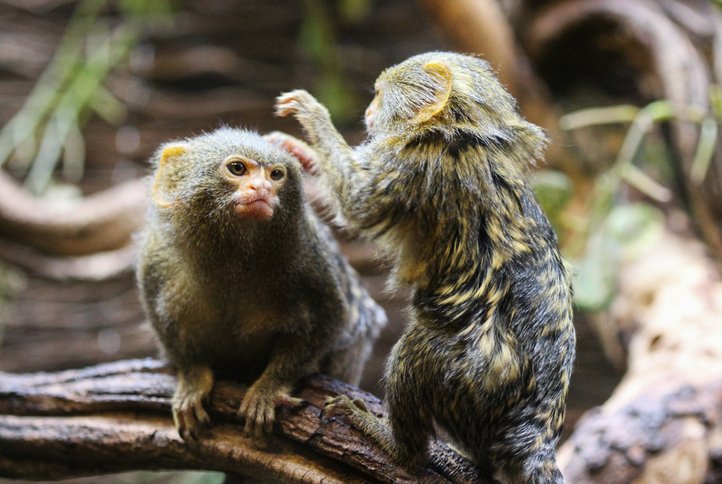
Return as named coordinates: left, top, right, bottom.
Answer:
left=0, top=0, right=721, bottom=482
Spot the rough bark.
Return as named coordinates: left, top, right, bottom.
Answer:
left=558, top=227, right=722, bottom=482
left=0, top=359, right=484, bottom=483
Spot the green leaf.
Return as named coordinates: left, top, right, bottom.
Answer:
left=605, top=203, right=664, bottom=256
left=531, top=170, right=572, bottom=213
left=531, top=169, right=572, bottom=234
left=571, top=245, right=618, bottom=313
left=339, top=0, right=372, bottom=22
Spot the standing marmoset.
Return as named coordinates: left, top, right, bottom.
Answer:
left=274, top=52, right=575, bottom=483
left=136, top=127, right=386, bottom=441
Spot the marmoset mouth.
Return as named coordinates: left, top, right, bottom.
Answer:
left=234, top=199, right=274, bottom=220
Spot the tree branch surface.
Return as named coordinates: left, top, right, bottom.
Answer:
left=558, top=229, right=722, bottom=482
left=0, top=359, right=484, bottom=483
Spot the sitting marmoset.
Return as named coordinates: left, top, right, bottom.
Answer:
left=275, top=52, right=576, bottom=483
left=136, top=127, right=386, bottom=441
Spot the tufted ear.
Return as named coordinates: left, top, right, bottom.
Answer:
left=414, top=61, right=453, bottom=123
left=151, top=145, right=188, bottom=208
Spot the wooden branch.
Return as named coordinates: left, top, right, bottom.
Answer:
left=0, top=359, right=483, bottom=483
left=0, top=236, right=135, bottom=280
left=0, top=170, right=147, bottom=257
left=527, top=0, right=708, bottom=168
left=558, top=227, right=722, bottom=482
left=527, top=0, right=710, bottom=97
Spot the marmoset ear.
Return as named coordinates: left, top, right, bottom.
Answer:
left=151, top=145, right=188, bottom=208
left=414, top=61, right=453, bottom=123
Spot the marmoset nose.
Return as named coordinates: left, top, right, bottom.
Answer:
left=247, top=176, right=271, bottom=195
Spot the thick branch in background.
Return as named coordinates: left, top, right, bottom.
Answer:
left=0, top=237, right=135, bottom=280
left=0, top=359, right=483, bottom=483
left=0, top=170, right=146, bottom=256
left=558, top=226, right=722, bottom=482
left=525, top=0, right=722, bottom=261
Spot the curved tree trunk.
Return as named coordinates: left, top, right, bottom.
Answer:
left=0, top=170, right=147, bottom=256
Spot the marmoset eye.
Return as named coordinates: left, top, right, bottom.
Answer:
left=227, top=161, right=247, bottom=176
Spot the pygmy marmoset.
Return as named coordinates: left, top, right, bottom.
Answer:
left=136, top=127, right=387, bottom=441
left=275, top=52, right=575, bottom=483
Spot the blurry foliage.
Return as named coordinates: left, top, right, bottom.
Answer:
left=338, top=0, right=373, bottom=23
left=171, top=471, right=224, bottom=484
left=530, top=170, right=572, bottom=232
left=0, top=262, right=24, bottom=308
left=300, top=0, right=372, bottom=125
left=86, top=470, right=225, bottom=484
left=0, top=0, right=174, bottom=195
left=572, top=204, right=664, bottom=311
left=0, top=262, right=26, bottom=352
left=536, top=93, right=721, bottom=312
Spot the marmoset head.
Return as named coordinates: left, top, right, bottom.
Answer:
left=365, top=52, right=535, bottom=143
left=150, top=128, right=303, bottom=223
